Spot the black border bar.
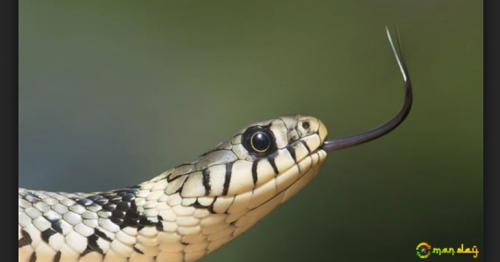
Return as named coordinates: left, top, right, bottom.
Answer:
left=484, top=0, right=499, bottom=261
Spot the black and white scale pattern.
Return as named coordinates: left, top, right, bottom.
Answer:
left=19, top=116, right=329, bottom=262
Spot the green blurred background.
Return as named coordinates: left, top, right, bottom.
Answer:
left=19, top=1, right=482, bottom=261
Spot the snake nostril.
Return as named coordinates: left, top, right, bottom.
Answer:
left=302, top=121, right=310, bottom=129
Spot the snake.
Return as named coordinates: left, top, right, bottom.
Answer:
left=19, top=28, right=412, bottom=262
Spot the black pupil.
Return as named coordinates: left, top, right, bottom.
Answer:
left=252, top=132, right=270, bottom=152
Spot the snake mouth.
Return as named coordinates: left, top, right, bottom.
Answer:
left=319, top=137, right=329, bottom=150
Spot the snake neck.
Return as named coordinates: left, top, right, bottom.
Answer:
left=19, top=148, right=326, bottom=262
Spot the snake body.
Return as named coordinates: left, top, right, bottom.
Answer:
left=19, top=28, right=412, bottom=262
left=19, top=116, right=329, bottom=262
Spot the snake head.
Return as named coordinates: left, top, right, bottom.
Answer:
left=162, top=115, right=329, bottom=206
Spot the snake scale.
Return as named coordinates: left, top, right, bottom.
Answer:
left=19, top=29, right=412, bottom=262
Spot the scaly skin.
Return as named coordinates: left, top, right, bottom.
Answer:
left=19, top=116, right=328, bottom=262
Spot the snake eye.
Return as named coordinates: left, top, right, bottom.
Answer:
left=242, top=126, right=277, bottom=156
left=250, top=131, right=271, bottom=153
